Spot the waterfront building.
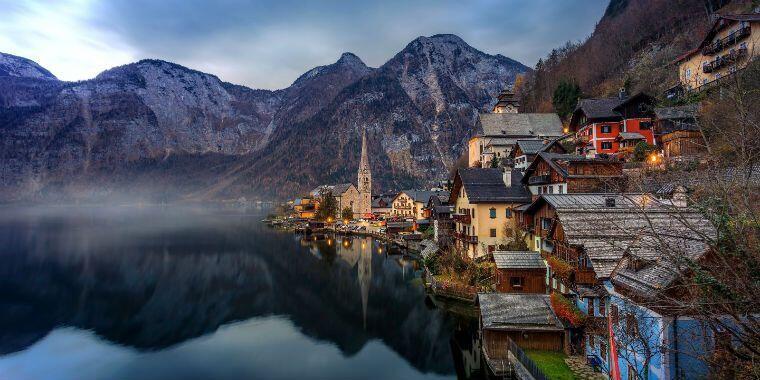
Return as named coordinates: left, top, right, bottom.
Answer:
left=311, top=183, right=361, bottom=217
left=670, top=14, right=760, bottom=96
left=568, top=91, right=656, bottom=158
left=425, top=193, right=454, bottom=247
left=391, top=190, right=446, bottom=220
left=293, top=197, right=318, bottom=219
left=478, top=292, right=567, bottom=376
left=371, top=195, right=393, bottom=217
left=449, top=168, right=532, bottom=259
left=492, top=251, right=547, bottom=294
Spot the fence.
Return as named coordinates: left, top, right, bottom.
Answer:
left=508, top=337, right=549, bottom=380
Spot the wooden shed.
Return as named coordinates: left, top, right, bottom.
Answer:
left=478, top=293, right=567, bottom=359
left=493, top=251, right=547, bottom=293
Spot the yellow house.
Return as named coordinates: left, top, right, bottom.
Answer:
left=449, top=168, right=532, bottom=259
left=391, top=190, right=445, bottom=220
left=675, top=14, right=760, bottom=92
left=293, top=197, right=318, bottom=219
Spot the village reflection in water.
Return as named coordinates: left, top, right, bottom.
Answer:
left=0, top=206, right=487, bottom=380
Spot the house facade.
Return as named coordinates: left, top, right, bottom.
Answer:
left=654, top=105, right=706, bottom=159
left=521, top=152, right=625, bottom=200
left=674, top=14, right=760, bottom=93
left=569, top=92, right=656, bottom=157
left=510, top=138, right=568, bottom=171
left=391, top=190, right=445, bottom=220
left=450, top=168, right=532, bottom=259
left=493, top=251, right=547, bottom=294
left=469, top=113, right=564, bottom=167
left=516, top=193, right=716, bottom=379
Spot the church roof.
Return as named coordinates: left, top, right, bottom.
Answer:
left=478, top=113, right=563, bottom=138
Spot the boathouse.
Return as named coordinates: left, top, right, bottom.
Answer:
left=493, top=251, right=547, bottom=294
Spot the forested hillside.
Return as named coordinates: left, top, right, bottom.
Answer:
left=519, top=0, right=749, bottom=114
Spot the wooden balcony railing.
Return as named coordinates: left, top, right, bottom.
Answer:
left=452, top=213, right=471, bottom=224
left=528, top=174, right=551, bottom=185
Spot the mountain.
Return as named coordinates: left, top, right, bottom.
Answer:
left=0, top=34, right=529, bottom=202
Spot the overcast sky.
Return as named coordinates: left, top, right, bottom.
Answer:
left=0, top=0, right=607, bottom=89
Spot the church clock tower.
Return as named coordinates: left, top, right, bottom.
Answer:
left=357, top=130, right=372, bottom=217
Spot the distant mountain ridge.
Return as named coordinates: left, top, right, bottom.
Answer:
left=0, top=34, right=529, bottom=201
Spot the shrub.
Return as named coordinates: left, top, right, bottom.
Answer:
left=550, top=292, right=586, bottom=327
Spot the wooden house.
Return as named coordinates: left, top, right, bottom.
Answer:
left=654, top=104, right=705, bottom=158
left=520, top=152, right=624, bottom=199
left=426, top=193, right=454, bottom=247
left=510, top=138, right=567, bottom=171
left=568, top=92, right=655, bottom=157
left=493, top=251, right=547, bottom=293
left=478, top=293, right=567, bottom=371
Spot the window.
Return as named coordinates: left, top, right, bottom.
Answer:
left=601, top=125, right=612, bottom=133
left=598, top=298, right=606, bottom=316
left=600, top=341, right=608, bottom=361
left=611, top=304, right=619, bottom=324
left=549, top=186, right=554, bottom=194
left=685, top=68, right=691, bottom=79
left=601, top=142, right=613, bottom=150
left=471, top=208, right=475, bottom=218
left=505, top=209, right=512, bottom=218
left=558, top=184, right=564, bottom=194
left=541, top=217, right=551, bottom=230
left=639, top=121, right=652, bottom=129
left=510, top=277, right=524, bottom=288
left=537, top=187, right=542, bottom=194
left=489, top=208, right=496, bottom=219
left=588, top=334, right=595, bottom=348
left=489, top=228, right=497, bottom=237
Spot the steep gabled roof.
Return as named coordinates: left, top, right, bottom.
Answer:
left=521, top=152, right=623, bottom=184
left=478, top=293, right=564, bottom=331
left=452, top=168, right=531, bottom=204
left=515, top=139, right=549, bottom=155
left=478, top=113, right=563, bottom=137
left=493, top=251, right=546, bottom=269
left=574, top=97, right=624, bottom=120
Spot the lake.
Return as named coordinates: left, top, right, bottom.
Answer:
left=0, top=205, right=486, bottom=380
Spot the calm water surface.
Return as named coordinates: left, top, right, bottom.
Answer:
left=0, top=206, right=485, bottom=380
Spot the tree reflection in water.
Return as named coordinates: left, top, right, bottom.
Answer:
left=0, top=206, right=488, bottom=379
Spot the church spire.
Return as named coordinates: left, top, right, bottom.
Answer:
left=360, top=129, right=369, bottom=171
left=357, top=129, right=372, bottom=216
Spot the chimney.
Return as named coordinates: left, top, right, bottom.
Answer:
left=618, top=87, right=628, bottom=100
left=503, top=167, right=512, bottom=187
left=605, top=197, right=616, bottom=207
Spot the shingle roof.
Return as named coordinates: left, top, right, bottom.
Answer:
left=372, top=196, right=392, bottom=208
left=478, top=113, right=563, bottom=137
left=478, top=293, right=564, bottom=331
left=458, top=168, right=531, bottom=203
left=550, top=201, right=714, bottom=279
left=618, top=132, right=646, bottom=140
left=331, top=183, right=356, bottom=195
left=310, top=183, right=356, bottom=197
left=419, top=239, right=439, bottom=259
left=575, top=98, right=624, bottom=120
left=493, top=251, right=546, bottom=269
left=654, top=104, right=698, bottom=120
left=522, top=152, right=622, bottom=183
left=515, top=139, right=549, bottom=155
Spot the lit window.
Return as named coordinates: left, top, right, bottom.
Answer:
left=601, top=125, right=612, bottom=133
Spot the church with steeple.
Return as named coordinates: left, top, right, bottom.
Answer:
left=357, top=130, right=372, bottom=217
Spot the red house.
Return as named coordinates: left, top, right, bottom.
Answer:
left=569, top=91, right=655, bottom=157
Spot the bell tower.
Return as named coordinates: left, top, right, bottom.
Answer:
left=357, top=130, right=372, bottom=216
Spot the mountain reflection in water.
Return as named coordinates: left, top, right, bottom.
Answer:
left=0, top=206, right=485, bottom=380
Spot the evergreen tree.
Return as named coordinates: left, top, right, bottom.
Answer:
left=552, top=79, right=581, bottom=119
left=316, top=190, right=338, bottom=221
left=490, top=156, right=500, bottom=168
left=341, top=207, right=354, bottom=221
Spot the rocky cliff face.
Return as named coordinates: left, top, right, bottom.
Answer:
left=0, top=34, right=529, bottom=201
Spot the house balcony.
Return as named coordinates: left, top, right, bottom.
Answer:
left=453, top=232, right=478, bottom=244
left=702, top=26, right=751, bottom=55
left=528, top=174, right=551, bottom=185
left=703, top=47, right=747, bottom=73
left=452, top=213, right=471, bottom=224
